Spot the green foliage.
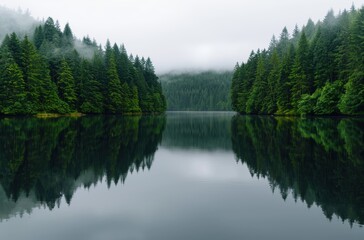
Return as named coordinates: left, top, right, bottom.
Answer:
left=58, top=59, right=77, bottom=110
left=106, top=55, right=123, bottom=113
left=338, top=71, right=364, bottom=114
left=0, top=58, right=27, bottom=114
left=231, top=7, right=364, bottom=116
left=161, top=71, right=232, bottom=111
left=314, top=81, right=342, bottom=115
left=0, top=12, right=165, bottom=115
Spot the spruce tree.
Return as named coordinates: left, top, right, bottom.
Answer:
left=266, top=49, right=280, bottom=113
left=246, top=52, right=267, bottom=114
left=106, top=55, right=123, bottom=113
left=20, top=36, right=42, bottom=112
left=79, top=60, right=103, bottom=113
left=58, top=59, right=77, bottom=110
left=290, top=31, right=311, bottom=111
left=0, top=47, right=27, bottom=114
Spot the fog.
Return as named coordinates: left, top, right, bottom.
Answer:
left=1, top=0, right=363, bottom=73
left=0, top=6, right=37, bottom=40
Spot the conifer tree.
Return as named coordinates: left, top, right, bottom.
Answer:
left=106, top=54, right=123, bottom=113
left=79, top=60, right=103, bottom=113
left=0, top=47, right=27, bottom=114
left=276, top=44, right=295, bottom=114
left=20, top=36, right=42, bottom=111
left=246, top=52, right=267, bottom=113
left=58, top=59, right=77, bottom=110
left=290, top=31, right=311, bottom=111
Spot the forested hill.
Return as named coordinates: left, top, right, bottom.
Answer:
left=0, top=7, right=166, bottom=115
left=231, top=6, right=364, bottom=116
left=160, top=71, right=232, bottom=111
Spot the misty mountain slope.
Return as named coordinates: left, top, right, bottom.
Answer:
left=0, top=7, right=166, bottom=115
left=231, top=7, right=364, bottom=116
left=0, top=6, right=38, bottom=41
left=160, top=71, right=232, bottom=111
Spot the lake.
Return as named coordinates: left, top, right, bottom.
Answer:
left=0, top=112, right=363, bottom=239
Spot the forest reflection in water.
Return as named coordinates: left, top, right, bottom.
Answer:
left=0, top=115, right=166, bottom=220
left=0, top=113, right=363, bottom=231
left=231, top=115, right=364, bottom=226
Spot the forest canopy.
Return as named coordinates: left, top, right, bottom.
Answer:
left=0, top=8, right=166, bottom=115
left=160, top=71, right=232, bottom=111
left=231, top=6, right=364, bottom=116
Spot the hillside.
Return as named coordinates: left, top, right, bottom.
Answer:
left=160, top=71, right=232, bottom=111
left=0, top=7, right=166, bottom=115
left=231, top=7, right=364, bottom=116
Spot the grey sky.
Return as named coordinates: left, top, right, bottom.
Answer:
left=1, top=0, right=363, bottom=73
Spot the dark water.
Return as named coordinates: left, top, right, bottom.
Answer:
left=0, top=112, right=363, bottom=239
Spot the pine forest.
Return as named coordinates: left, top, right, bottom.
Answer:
left=160, top=71, right=232, bottom=111
left=0, top=17, right=166, bottom=115
left=231, top=7, right=364, bottom=116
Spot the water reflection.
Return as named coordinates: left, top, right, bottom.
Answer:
left=162, top=112, right=233, bottom=150
left=231, top=115, right=364, bottom=226
left=0, top=115, right=166, bottom=220
left=0, top=112, right=363, bottom=234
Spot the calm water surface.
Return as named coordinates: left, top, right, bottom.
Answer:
left=0, top=112, right=363, bottom=239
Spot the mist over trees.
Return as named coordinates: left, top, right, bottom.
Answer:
left=231, top=6, right=364, bottom=115
left=0, top=7, right=166, bottom=115
left=160, top=71, right=232, bottom=111
left=0, top=6, right=37, bottom=41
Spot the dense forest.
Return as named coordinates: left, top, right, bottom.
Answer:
left=162, top=112, right=232, bottom=150
left=231, top=115, right=364, bottom=226
left=0, top=115, right=165, bottom=219
left=231, top=6, right=364, bottom=115
left=160, top=71, right=232, bottom=111
left=0, top=8, right=166, bottom=115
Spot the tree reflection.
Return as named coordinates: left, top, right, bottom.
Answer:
left=0, top=115, right=165, bottom=219
left=162, top=112, right=232, bottom=150
left=231, top=115, right=364, bottom=226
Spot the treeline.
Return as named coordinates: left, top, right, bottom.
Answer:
left=231, top=6, right=364, bottom=115
left=0, top=115, right=165, bottom=215
left=231, top=116, right=364, bottom=226
left=160, top=71, right=232, bottom=111
left=0, top=16, right=166, bottom=115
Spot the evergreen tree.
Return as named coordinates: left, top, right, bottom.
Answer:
left=33, top=25, right=44, bottom=49
left=0, top=12, right=166, bottom=115
left=246, top=52, right=267, bottom=113
left=290, top=31, right=311, bottom=111
left=20, top=36, right=42, bottom=111
left=0, top=47, right=27, bottom=114
left=265, top=49, right=280, bottom=113
left=338, top=71, right=364, bottom=114
left=58, top=59, right=77, bottom=110
left=231, top=63, right=241, bottom=112
left=6, top=33, right=22, bottom=66
left=277, top=27, right=290, bottom=58
left=106, top=54, right=123, bottom=113
left=232, top=7, right=364, bottom=116
left=79, top=60, right=103, bottom=113
left=62, top=23, right=74, bottom=47
left=276, top=44, right=295, bottom=114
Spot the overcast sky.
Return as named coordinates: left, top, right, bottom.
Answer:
left=1, top=0, right=363, bottom=73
